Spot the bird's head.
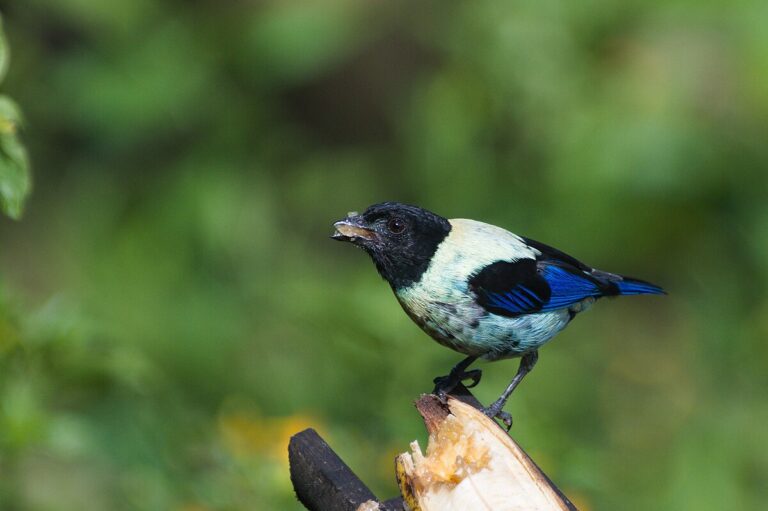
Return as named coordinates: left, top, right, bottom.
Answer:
left=332, top=202, right=451, bottom=289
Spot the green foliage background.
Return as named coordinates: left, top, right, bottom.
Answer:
left=1, top=1, right=767, bottom=510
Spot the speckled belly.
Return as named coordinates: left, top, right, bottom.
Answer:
left=395, top=291, right=575, bottom=360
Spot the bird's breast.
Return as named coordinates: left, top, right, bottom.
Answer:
left=391, top=219, right=572, bottom=358
left=395, top=282, right=485, bottom=353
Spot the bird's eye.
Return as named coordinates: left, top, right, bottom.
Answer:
left=387, top=217, right=407, bottom=234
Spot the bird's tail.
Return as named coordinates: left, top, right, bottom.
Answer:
left=591, top=269, right=666, bottom=296
left=615, top=276, right=666, bottom=296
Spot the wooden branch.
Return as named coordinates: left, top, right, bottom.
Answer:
left=396, top=394, right=577, bottom=511
left=288, top=428, right=397, bottom=511
left=288, top=384, right=577, bottom=511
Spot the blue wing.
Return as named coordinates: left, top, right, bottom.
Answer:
left=470, top=258, right=664, bottom=318
left=537, top=264, right=602, bottom=310
left=470, top=259, right=604, bottom=317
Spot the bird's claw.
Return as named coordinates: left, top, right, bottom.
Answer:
left=432, top=368, right=483, bottom=396
left=483, top=405, right=513, bottom=431
left=462, top=369, right=482, bottom=388
left=432, top=377, right=451, bottom=403
left=497, top=411, right=513, bottom=430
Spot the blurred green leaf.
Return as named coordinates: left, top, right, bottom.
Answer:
left=0, top=15, right=8, bottom=84
left=0, top=96, right=30, bottom=220
left=0, top=18, right=30, bottom=220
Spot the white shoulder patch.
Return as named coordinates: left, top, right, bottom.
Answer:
left=414, top=219, right=537, bottom=291
left=446, top=218, right=537, bottom=263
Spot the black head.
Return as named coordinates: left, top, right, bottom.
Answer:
left=332, top=202, right=451, bottom=289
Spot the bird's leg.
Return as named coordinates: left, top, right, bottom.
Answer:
left=483, top=350, right=539, bottom=430
left=432, top=355, right=480, bottom=399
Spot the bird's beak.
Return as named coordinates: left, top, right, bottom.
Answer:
left=331, top=214, right=376, bottom=243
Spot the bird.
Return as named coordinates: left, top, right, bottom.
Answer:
left=331, top=202, right=664, bottom=427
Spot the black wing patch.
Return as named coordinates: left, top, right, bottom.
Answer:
left=521, top=236, right=592, bottom=272
left=469, top=259, right=550, bottom=317
left=469, top=258, right=608, bottom=317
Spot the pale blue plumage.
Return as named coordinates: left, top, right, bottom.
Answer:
left=395, top=218, right=664, bottom=359
left=333, top=201, right=665, bottom=425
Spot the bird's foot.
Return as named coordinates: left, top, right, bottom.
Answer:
left=483, top=403, right=513, bottom=431
left=432, top=368, right=482, bottom=401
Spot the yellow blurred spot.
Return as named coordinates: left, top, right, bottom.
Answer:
left=177, top=504, right=210, bottom=511
left=218, top=410, right=323, bottom=467
left=565, top=490, right=592, bottom=511
left=0, top=118, right=17, bottom=135
left=378, top=444, right=402, bottom=481
left=0, top=318, right=20, bottom=354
